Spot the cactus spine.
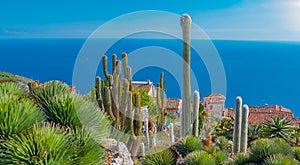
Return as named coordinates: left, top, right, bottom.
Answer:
left=157, top=72, right=166, bottom=131
left=180, top=14, right=192, bottom=137
left=192, top=91, right=200, bottom=136
left=240, top=105, right=249, bottom=153
left=169, top=123, right=175, bottom=143
left=233, top=97, right=242, bottom=154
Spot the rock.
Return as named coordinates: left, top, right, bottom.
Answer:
left=103, top=139, right=133, bottom=165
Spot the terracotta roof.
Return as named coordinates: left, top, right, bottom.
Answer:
left=132, top=81, right=153, bottom=92
left=166, top=98, right=181, bottom=110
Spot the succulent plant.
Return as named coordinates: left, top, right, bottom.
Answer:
left=184, top=151, right=216, bottom=165
left=142, top=147, right=176, bottom=165
left=176, top=135, right=202, bottom=157
left=233, top=97, right=242, bottom=154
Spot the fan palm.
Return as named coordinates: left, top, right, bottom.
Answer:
left=263, top=117, right=294, bottom=141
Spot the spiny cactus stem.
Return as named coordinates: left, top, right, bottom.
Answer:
left=144, top=118, right=150, bottom=150
left=102, top=55, right=109, bottom=80
left=192, top=91, right=200, bottom=136
left=233, top=96, right=242, bottom=154
left=240, top=104, right=249, bottom=153
left=170, top=123, right=175, bottom=143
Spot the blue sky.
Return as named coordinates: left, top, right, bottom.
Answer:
left=1, top=0, right=300, bottom=40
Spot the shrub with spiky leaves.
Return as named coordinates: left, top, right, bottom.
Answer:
left=294, top=147, right=300, bottom=161
left=249, top=138, right=294, bottom=163
left=142, top=147, right=176, bottom=165
left=215, top=136, right=232, bottom=154
left=0, top=82, right=26, bottom=97
left=184, top=151, right=216, bottom=165
left=214, top=151, right=227, bottom=165
left=29, top=80, right=71, bottom=109
left=40, top=93, right=110, bottom=142
left=248, top=125, right=263, bottom=144
left=233, top=153, right=249, bottom=165
left=1, top=124, right=74, bottom=164
left=264, top=154, right=299, bottom=165
left=176, top=135, right=203, bottom=157
left=263, top=117, right=294, bottom=142
left=0, top=95, right=43, bottom=140
left=1, top=124, right=106, bottom=165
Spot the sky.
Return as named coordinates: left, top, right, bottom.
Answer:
left=1, top=0, right=300, bottom=40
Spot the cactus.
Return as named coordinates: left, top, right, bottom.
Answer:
left=122, top=52, right=129, bottom=78
left=95, top=76, right=104, bottom=110
left=102, top=86, right=115, bottom=121
left=157, top=72, right=166, bottom=131
left=169, top=123, right=175, bottom=143
left=180, top=14, right=192, bottom=137
left=102, top=55, right=109, bottom=80
left=240, top=105, right=249, bottom=153
left=233, top=97, right=242, bottom=154
left=152, top=135, right=157, bottom=147
left=112, top=54, right=117, bottom=73
left=140, top=143, right=145, bottom=157
left=144, top=118, right=150, bottom=150
left=192, top=91, right=200, bottom=136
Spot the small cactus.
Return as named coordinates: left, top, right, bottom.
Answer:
left=192, top=91, right=200, bottom=136
left=169, top=123, right=175, bottom=143
left=144, top=118, right=150, bottom=150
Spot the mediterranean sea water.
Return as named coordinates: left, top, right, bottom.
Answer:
left=1, top=38, right=300, bottom=116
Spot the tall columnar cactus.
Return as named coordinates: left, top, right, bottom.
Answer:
left=102, top=86, right=115, bottom=121
left=122, top=52, right=129, bottom=78
left=240, top=105, right=249, bottom=153
left=233, top=97, right=242, bottom=154
left=102, top=55, right=109, bottom=80
left=157, top=72, right=166, bottom=131
left=192, top=91, right=200, bottom=136
left=140, top=143, right=145, bottom=157
left=120, top=79, right=129, bottom=129
left=169, top=123, right=175, bottom=143
left=95, top=76, right=104, bottom=110
left=112, top=54, right=117, bottom=73
left=180, top=14, right=192, bottom=137
left=144, top=118, right=150, bottom=150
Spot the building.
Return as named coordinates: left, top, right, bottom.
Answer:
left=203, top=94, right=226, bottom=116
left=166, top=98, right=182, bottom=118
left=132, top=80, right=156, bottom=98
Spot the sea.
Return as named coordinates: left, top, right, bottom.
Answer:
left=1, top=38, right=300, bottom=117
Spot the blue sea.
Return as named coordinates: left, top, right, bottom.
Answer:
left=1, top=38, right=300, bottom=117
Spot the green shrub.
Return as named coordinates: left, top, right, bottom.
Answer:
left=142, top=147, right=176, bottom=165
left=0, top=124, right=106, bottom=165
left=233, top=153, right=249, bottom=165
left=293, top=147, right=300, bottom=161
left=264, top=154, right=299, bottom=165
left=249, top=138, right=294, bottom=163
left=0, top=82, right=26, bottom=97
left=184, top=151, right=216, bottom=165
left=249, top=138, right=278, bottom=163
left=215, top=136, right=232, bottom=153
left=214, top=151, right=227, bottom=165
left=0, top=72, right=18, bottom=82
left=176, top=135, right=203, bottom=157
left=0, top=95, right=43, bottom=139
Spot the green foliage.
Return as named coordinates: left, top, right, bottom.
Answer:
left=214, top=117, right=234, bottom=141
left=215, top=136, right=232, bottom=154
left=29, top=80, right=71, bottom=109
left=249, top=138, right=294, bottom=163
left=0, top=82, right=26, bottom=97
left=214, top=151, right=227, bottom=165
left=0, top=71, right=18, bottom=82
left=294, top=147, right=300, bottom=161
left=263, top=117, right=294, bottom=142
left=248, top=125, right=264, bottom=144
left=264, top=154, right=299, bottom=165
left=198, top=103, right=205, bottom=133
left=176, top=135, right=203, bottom=157
left=142, top=147, right=176, bottom=165
left=0, top=95, right=43, bottom=140
left=138, top=89, right=153, bottom=107
left=184, top=151, right=216, bottom=165
left=0, top=124, right=106, bottom=165
left=233, top=153, right=249, bottom=165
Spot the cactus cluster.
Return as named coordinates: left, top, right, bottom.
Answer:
left=95, top=53, right=144, bottom=156
left=233, top=97, right=249, bottom=154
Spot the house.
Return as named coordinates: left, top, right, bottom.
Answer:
left=132, top=80, right=156, bottom=98
left=203, top=94, right=226, bottom=116
left=166, top=98, right=182, bottom=118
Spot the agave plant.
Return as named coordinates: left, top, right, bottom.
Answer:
left=0, top=95, right=43, bottom=140
left=215, top=136, right=232, bottom=154
left=233, top=153, right=249, bottom=165
left=184, top=151, right=216, bottom=165
left=176, top=135, right=203, bottom=157
left=0, top=82, right=27, bottom=97
left=248, top=125, right=264, bottom=144
left=0, top=124, right=106, bottom=165
left=263, top=117, right=294, bottom=141
left=142, top=147, right=176, bottom=165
